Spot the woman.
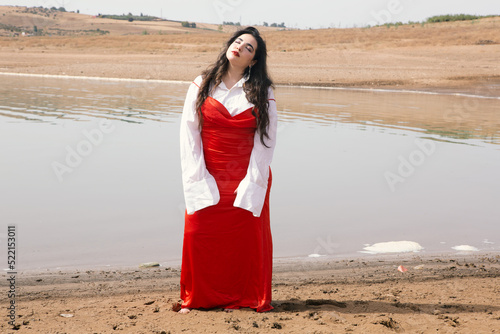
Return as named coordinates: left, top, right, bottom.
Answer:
left=179, top=26, right=277, bottom=313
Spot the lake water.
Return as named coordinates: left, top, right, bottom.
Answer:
left=1, top=74, right=499, bottom=271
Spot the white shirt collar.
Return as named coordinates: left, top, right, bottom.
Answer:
left=218, top=75, right=249, bottom=91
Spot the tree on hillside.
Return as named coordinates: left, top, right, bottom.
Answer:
left=181, top=21, right=197, bottom=28
left=270, top=22, right=286, bottom=28
left=223, top=21, right=241, bottom=26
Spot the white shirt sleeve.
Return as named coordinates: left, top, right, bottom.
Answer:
left=180, top=76, right=220, bottom=214
left=234, top=88, right=277, bottom=217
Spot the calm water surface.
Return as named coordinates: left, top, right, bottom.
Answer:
left=1, top=75, right=499, bottom=270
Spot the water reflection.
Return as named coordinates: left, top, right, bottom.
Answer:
left=1, top=75, right=499, bottom=270
left=1, top=75, right=498, bottom=145
left=0, top=76, right=186, bottom=124
left=276, top=86, right=500, bottom=146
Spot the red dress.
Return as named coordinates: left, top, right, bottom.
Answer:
left=180, top=96, right=273, bottom=312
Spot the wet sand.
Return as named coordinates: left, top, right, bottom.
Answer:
left=2, top=253, right=499, bottom=333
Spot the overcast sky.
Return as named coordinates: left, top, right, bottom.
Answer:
left=2, top=0, right=499, bottom=29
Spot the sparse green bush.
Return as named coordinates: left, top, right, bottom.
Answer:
left=0, top=22, right=22, bottom=32
left=100, top=14, right=159, bottom=21
left=368, top=14, right=498, bottom=28
left=181, top=21, right=196, bottom=28
left=425, top=14, right=499, bottom=24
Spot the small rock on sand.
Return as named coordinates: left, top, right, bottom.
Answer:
left=139, top=262, right=160, bottom=268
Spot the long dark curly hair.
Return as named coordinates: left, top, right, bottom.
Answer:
left=196, top=26, right=274, bottom=146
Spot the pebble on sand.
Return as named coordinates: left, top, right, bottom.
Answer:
left=139, top=262, right=160, bottom=268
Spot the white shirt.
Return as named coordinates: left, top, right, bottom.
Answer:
left=180, top=75, right=277, bottom=217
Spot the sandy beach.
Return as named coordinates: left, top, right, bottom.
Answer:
left=1, top=254, right=499, bottom=333
left=1, top=6, right=499, bottom=94
left=1, top=6, right=500, bottom=333
left=1, top=40, right=500, bottom=97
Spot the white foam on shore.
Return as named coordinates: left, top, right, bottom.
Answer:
left=452, top=245, right=479, bottom=252
left=308, top=254, right=325, bottom=258
left=360, top=241, right=424, bottom=254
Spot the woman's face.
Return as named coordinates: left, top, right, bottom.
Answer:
left=226, top=33, right=258, bottom=69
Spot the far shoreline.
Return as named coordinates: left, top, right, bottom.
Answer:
left=2, top=71, right=499, bottom=99
left=14, top=249, right=499, bottom=275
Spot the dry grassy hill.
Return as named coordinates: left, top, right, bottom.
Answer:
left=1, top=5, right=498, bottom=52
left=0, top=5, right=499, bottom=93
left=0, top=5, right=264, bottom=36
